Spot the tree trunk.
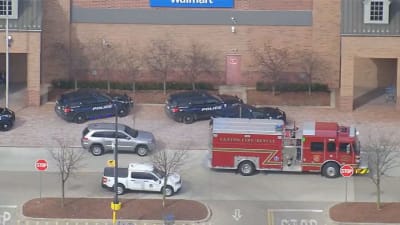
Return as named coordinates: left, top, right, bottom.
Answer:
left=376, top=177, right=381, bottom=210
left=74, top=79, right=78, bottom=90
left=272, top=85, right=276, bottom=96
left=308, top=84, right=312, bottom=96
left=132, top=81, right=136, bottom=94
left=107, top=80, right=111, bottom=93
left=162, top=176, right=168, bottom=208
left=192, top=82, right=196, bottom=90
left=163, top=81, right=167, bottom=95
left=61, top=175, right=65, bottom=208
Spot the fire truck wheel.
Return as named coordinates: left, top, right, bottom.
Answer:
left=323, top=162, right=340, bottom=178
left=238, top=161, right=255, bottom=176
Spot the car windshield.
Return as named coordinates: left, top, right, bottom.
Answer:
left=124, top=126, right=138, bottom=138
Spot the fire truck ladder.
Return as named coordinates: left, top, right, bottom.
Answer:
left=282, top=134, right=302, bottom=172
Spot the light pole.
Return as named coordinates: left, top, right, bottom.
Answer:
left=5, top=16, right=9, bottom=108
left=111, top=102, right=121, bottom=225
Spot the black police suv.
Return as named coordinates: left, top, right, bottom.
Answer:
left=55, top=89, right=133, bottom=124
left=164, top=90, right=243, bottom=124
left=212, top=103, right=287, bottom=123
left=0, top=107, right=15, bottom=131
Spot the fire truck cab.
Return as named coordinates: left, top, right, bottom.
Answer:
left=209, top=118, right=366, bottom=178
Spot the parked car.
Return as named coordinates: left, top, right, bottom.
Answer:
left=102, top=163, right=182, bottom=196
left=164, top=90, right=243, bottom=124
left=55, top=89, right=133, bottom=124
left=0, top=107, right=15, bottom=131
left=81, top=123, right=156, bottom=156
left=212, top=103, right=287, bottom=123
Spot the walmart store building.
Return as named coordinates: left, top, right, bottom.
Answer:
left=1, top=0, right=400, bottom=111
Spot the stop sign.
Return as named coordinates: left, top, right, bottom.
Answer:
left=340, top=164, right=354, bottom=177
left=35, top=159, right=48, bottom=171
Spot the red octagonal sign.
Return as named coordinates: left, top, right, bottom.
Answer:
left=340, top=164, right=354, bottom=177
left=35, top=159, right=48, bottom=171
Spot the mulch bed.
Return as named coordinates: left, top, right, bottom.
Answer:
left=23, top=198, right=209, bottom=221
left=330, top=202, right=400, bottom=223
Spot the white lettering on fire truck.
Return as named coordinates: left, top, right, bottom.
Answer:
left=219, top=137, right=275, bottom=144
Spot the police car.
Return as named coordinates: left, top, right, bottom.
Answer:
left=164, top=90, right=242, bottom=124
left=55, top=89, right=133, bottom=124
left=0, top=107, right=15, bottom=131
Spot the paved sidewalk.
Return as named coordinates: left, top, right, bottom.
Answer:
left=2, top=95, right=400, bottom=149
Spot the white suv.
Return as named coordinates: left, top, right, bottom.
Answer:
left=102, top=163, right=182, bottom=196
left=81, top=123, right=156, bottom=156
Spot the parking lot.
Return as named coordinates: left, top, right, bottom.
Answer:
left=1, top=94, right=400, bottom=151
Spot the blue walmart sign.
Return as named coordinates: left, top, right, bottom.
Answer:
left=150, top=0, right=234, bottom=8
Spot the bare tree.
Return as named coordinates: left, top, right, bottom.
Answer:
left=180, top=42, right=219, bottom=90
left=296, top=50, right=327, bottom=96
left=251, top=43, right=291, bottom=96
left=70, top=41, right=90, bottom=90
left=150, top=148, right=187, bottom=207
left=50, top=42, right=90, bottom=90
left=48, top=138, right=86, bottom=207
left=143, top=38, right=181, bottom=95
left=120, top=47, right=142, bottom=94
left=87, top=39, right=120, bottom=93
left=364, top=132, right=400, bottom=210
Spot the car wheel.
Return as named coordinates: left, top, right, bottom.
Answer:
left=162, top=185, right=174, bottom=197
left=90, top=144, right=104, bottom=156
left=117, top=107, right=129, bottom=117
left=323, top=162, right=340, bottom=178
left=116, top=184, right=125, bottom=195
left=136, top=145, right=149, bottom=157
left=0, top=121, right=12, bottom=131
left=74, top=113, right=87, bottom=124
left=182, top=114, right=194, bottom=124
left=238, top=161, right=255, bottom=176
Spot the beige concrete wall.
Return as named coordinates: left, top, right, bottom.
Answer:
left=354, top=57, right=377, bottom=96
left=375, top=59, right=397, bottom=87
left=340, top=37, right=400, bottom=111
left=0, top=32, right=41, bottom=106
left=0, top=53, right=27, bottom=83
left=27, top=34, right=41, bottom=106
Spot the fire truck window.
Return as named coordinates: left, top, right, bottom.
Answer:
left=339, top=143, right=351, bottom=152
left=311, top=142, right=324, bottom=152
left=327, top=142, right=336, bottom=152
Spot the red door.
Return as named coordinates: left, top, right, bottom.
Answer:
left=226, top=54, right=241, bottom=85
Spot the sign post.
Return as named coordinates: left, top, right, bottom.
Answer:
left=35, top=159, right=48, bottom=201
left=340, top=164, right=354, bottom=202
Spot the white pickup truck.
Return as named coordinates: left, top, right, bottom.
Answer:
left=102, top=163, right=182, bottom=196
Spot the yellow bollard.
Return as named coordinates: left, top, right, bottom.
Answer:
left=110, top=201, right=122, bottom=224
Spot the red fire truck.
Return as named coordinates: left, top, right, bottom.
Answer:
left=209, top=118, right=368, bottom=178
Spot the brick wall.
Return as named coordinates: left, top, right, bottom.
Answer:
left=69, top=23, right=312, bottom=86
left=311, top=0, right=341, bottom=89
left=43, top=0, right=344, bottom=90
left=42, top=0, right=71, bottom=83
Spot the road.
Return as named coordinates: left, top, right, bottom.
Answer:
left=1, top=147, right=400, bottom=225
